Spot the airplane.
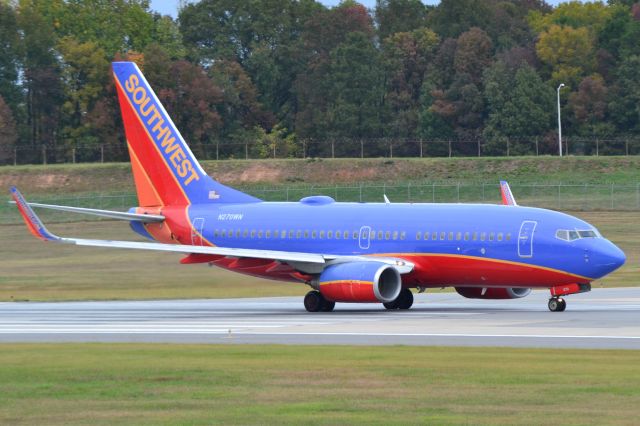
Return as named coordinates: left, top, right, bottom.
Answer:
left=10, top=61, right=626, bottom=313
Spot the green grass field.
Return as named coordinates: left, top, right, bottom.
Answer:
left=0, top=211, right=636, bottom=301
left=0, top=344, right=639, bottom=425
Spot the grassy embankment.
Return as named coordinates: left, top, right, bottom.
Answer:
left=1, top=157, right=637, bottom=301
left=1, top=344, right=639, bottom=425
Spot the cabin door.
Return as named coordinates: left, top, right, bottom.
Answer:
left=359, top=226, right=371, bottom=250
left=518, top=220, right=537, bottom=258
left=191, top=217, right=205, bottom=245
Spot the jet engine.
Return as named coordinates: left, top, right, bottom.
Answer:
left=315, top=262, right=402, bottom=303
left=455, top=287, right=532, bottom=299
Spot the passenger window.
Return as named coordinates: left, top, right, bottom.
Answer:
left=392, top=231, right=398, bottom=240
left=236, top=230, right=241, bottom=238
left=448, top=232, right=453, bottom=241
left=432, top=232, right=437, bottom=241
left=320, top=231, right=325, bottom=239
left=258, top=230, right=263, bottom=239
left=228, top=230, right=233, bottom=238
left=385, top=231, right=390, bottom=240
left=335, top=231, right=341, bottom=239
left=296, top=230, right=301, bottom=239
left=243, top=230, right=248, bottom=238
left=214, top=229, right=219, bottom=237
left=304, top=230, right=309, bottom=238
left=464, top=232, right=469, bottom=241
left=456, top=232, right=461, bottom=241
left=266, top=230, right=271, bottom=239
left=352, top=231, right=358, bottom=239
left=312, top=231, right=317, bottom=239
left=221, top=230, right=227, bottom=238
left=480, top=232, right=486, bottom=241
left=497, top=233, right=503, bottom=241
left=328, top=231, right=333, bottom=239
left=370, top=230, right=376, bottom=240
left=506, top=233, right=511, bottom=241
left=281, top=230, right=286, bottom=238
left=489, top=232, right=494, bottom=242
left=378, top=231, right=383, bottom=240
left=400, top=231, right=406, bottom=240
left=472, top=232, right=478, bottom=241
left=440, top=232, right=445, bottom=241
left=251, top=230, right=256, bottom=238
left=288, top=230, right=294, bottom=238
left=416, top=232, right=422, bottom=240
left=344, top=231, right=349, bottom=239
left=273, top=230, right=279, bottom=238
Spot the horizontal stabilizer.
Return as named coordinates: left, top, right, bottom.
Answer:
left=8, top=200, right=164, bottom=222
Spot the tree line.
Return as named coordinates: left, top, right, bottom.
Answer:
left=1, top=0, right=639, bottom=163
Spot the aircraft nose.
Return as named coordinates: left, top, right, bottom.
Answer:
left=589, top=240, right=626, bottom=278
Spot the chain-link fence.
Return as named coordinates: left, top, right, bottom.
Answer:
left=2, top=182, right=638, bottom=225
left=2, top=136, right=640, bottom=165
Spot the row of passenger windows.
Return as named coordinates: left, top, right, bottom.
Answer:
left=417, top=231, right=511, bottom=242
left=212, top=228, right=511, bottom=243
left=212, top=229, right=407, bottom=240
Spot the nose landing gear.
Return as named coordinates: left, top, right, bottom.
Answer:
left=547, top=283, right=591, bottom=312
left=548, top=297, right=566, bottom=312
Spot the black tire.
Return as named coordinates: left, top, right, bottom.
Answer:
left=321, top=301, right=336, bottom=312
left=558, top=298, right=567, bottom=312
left=304, top=291, right=324, bottom=312
left=383, top=299, right=399, bottom=310
left=548, top=298, right=560, bottom=312
left=397, top=289, right=414, bottom=310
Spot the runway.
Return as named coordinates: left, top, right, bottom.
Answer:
left=1, top=288, right=639, bottom=349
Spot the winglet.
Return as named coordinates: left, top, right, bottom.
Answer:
left=499, top=181, right=518, bottom=206
left=10, top=187, right=60, bottom=241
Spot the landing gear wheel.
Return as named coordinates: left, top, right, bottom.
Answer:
left=304, top=291, right=324, bottom=312
left=557, top=298, right=566, bottom=312
left=397, top=288, right=414, bottom=310
left=383, top=299, right=399, bottom=310
left=548, top=297, right=566, bottom=312
left=321, top=300, right=336, bottom=312
left=384, top=289, right=414, bottom=310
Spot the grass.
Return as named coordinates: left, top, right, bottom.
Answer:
left=0, top=211, right=637, bottom=302
left=1, top=157, right=639, bottom=198
left=0, top=344, right=639, bottom=425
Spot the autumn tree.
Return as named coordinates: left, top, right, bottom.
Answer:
left=0, top=95, right=18, bottom=163
left=375, top=0, right=429, bottom=41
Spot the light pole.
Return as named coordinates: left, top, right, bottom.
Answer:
left=557, top=83, right=566, bottom=157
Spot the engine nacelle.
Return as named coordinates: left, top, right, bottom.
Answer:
left=316, top=262, right=402, bottom=303
left=455, top=287, right=532, bottom=300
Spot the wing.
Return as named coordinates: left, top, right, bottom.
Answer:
left=499, top=181, right=518, bottom=206
left=10, top=187, right=414, bottom=274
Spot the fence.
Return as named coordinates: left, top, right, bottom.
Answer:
left=2, top=136, right=640, bottom=165
left=2, top=183, right=638, bottom=225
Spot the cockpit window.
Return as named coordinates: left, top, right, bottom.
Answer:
left=556, top=229, right=599, bottom=241
left=578, top=230, right=598, bottom=238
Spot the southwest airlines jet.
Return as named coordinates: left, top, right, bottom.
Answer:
left=10, top=62, right=626, bottom=313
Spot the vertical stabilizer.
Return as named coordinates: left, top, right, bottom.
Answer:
left=112, top=61, right=260, bottom=206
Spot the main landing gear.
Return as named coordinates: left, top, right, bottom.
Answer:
left=383, top=288, right=414, bottom=310
left=548, top=297, right=566, bottom=312
left=304, top=291, right=335, bottom=312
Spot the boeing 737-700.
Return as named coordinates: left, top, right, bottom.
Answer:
left=10, top=62, right=626, bottom=312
